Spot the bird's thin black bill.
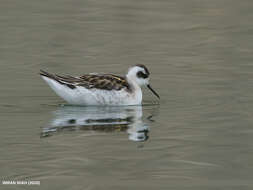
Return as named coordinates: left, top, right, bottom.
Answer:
left=147, top=84, right=160, bottom=99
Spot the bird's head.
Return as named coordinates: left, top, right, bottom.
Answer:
left=126, top=64, right=160, bottom=99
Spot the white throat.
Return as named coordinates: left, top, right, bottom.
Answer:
left=126, top=74, right=143, bottom=104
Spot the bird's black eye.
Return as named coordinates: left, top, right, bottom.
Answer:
left=137, top=71, right=148, bottom=79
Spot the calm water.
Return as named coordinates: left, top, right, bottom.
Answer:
left=1, top=0, right=253, bottom=189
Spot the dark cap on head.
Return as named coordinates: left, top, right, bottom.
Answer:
left=135, top=64, right=150, bottom=75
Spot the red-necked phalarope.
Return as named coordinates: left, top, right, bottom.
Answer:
left=40, top=64, right=160, bottom=106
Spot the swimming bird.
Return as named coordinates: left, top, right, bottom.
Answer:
left=40, top=64, right=160, bottom=106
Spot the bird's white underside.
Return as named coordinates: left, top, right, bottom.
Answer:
left=42, top=76, right=142, bottom=106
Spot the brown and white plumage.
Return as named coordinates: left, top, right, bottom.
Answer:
left=40, top=65, right=159, bottom=106
left=40, top=70, right=130, bottom=91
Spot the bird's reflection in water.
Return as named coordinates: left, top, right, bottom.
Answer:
left=41, top=106, right=151, bottom=142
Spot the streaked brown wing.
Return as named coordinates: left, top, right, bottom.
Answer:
left=78, top=74, right=130, bottom=90
left=40, top=70, right=130, bottom=91
left=40, top=70, right=81, bottom=89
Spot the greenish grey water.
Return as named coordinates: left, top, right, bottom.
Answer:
left=1, top=0, right=253, bottom=189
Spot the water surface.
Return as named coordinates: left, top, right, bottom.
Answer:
left=1, top=0, right=253, bottom=189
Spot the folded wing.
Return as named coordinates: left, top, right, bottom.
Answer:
left=40, top=70, right=130, bottom=91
